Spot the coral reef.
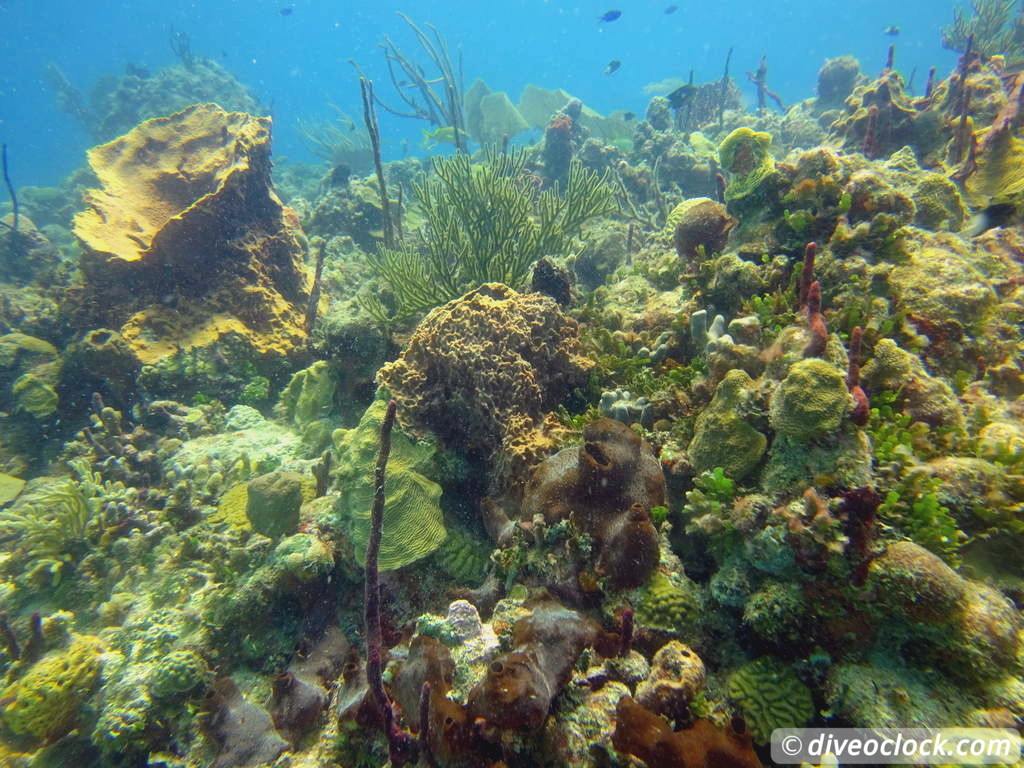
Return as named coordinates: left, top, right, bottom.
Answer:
left=726, top=656, right=814, bottom=744
left=3, top=19, right=1024, bottom=768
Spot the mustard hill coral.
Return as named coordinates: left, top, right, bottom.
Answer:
left=769, top=359, right=851, bottom=441
left=1, top=633, right=106, bottom=743
left=688, top=369, right=767, bottom=481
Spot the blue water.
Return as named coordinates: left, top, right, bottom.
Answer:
left=1, top=0, right=961, bottom=187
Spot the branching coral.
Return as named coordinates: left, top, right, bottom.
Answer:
left=942, top=0, right=1024, bottom=59
left=296, top=107, right=373, bottom=175
left=364, top=148, right=614, bottom=320
left=0, top=482, right=99, bottom=585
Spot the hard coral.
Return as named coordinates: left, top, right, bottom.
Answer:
left=378, top=283, right=590, bottom=482
left=770, top=359, right=852, bottom=440
left=1, top=633, right=106, bottom=744
left=726, top=656, right=814, bottom=744
left=332, top=398, right=446, bottom=572
left=73, top=103, right=311, bottom=396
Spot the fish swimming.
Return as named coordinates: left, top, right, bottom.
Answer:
left=667, top=82, right=697, bottom=109
left=422, top=125, right=458, bottom=149
left=598, top=10, right=622, bottom=22
left=665, top=4, right=679, bottom=13
left=280, top=7, right=294, bottom=16
left=883, top=25, right=900, bottom=36
left=604, top=60, right=621, bottom=75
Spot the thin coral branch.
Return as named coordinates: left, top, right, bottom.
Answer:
left=364, top=400, right=418, bottom=767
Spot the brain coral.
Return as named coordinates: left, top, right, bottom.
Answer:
left=378, top=283, right=590, bottom=479
left=73, top=103, right=311, bottom=386
left=727, top=656, right=814, bottom=744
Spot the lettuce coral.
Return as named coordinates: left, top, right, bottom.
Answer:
left=718, top=127, right=776, bottom=201
left=333, top=398, right=446, bottom=571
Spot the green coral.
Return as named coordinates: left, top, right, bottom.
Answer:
left=364, top=148, right=615, bottom=320
left=333, top=398, right=446, bottom=571
left=827, top=657, right=975, bottom=728
left=718, top=127, right=775, bottom=202
left=742, top=581, right=806, bottom=646
left=245, top=471, right=315, bottom=540
left=150, top=650, right=209, bottom=698
left=12, top=372, right=59, bottom=419
left=0, top=482, right=98, bottom=585
left=1, top=634, right=106, bottom=742
left=435, top=528, right=491, bottom=586
left=238, top=375, right=271, bottom=408
left=727, top=656, right=814, bottom=744
left=769, top=359, right=851, bottom=440
left=688, top=370, right=767, bottom=481
left=278, top=360, right=340, bottom=455
left=270, top=533, right=334, bottom=583
left=633, top=571, right=700, bottom=634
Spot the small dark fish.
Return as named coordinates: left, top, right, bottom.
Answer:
left=883, top=25, right=900, bottom=36
left=598, top=9, right=622, bottom=22
left=604, top=59, right=621, bottom=75
left=623, top=111, right=636, bottom=120
left=280, top=7, right=293, bottom=16
left=666, top=83, right=697, bottom=109
left=664, top=4, right=679, bottom=13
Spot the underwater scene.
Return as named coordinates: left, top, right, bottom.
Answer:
left=1, top=0, right=1024, bottom=766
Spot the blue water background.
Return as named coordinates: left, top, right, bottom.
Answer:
left=1, top=0, right=961, bottom=188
